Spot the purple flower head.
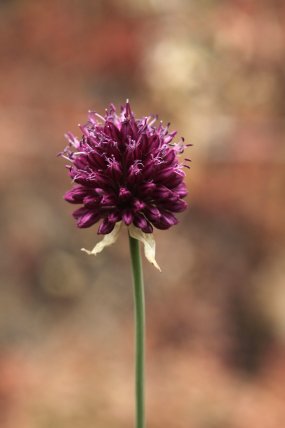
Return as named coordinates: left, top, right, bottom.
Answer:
left=61, top=101, right=190, bottom=236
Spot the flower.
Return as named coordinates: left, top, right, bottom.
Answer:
left=61, top=101, right=190, bottom=269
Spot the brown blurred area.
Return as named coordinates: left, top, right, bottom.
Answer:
left=0, top=0, right=285, bottom=427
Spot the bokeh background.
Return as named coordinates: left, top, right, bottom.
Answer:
left=1, top=0, right=285, bottom=427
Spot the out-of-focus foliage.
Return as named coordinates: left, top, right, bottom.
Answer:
left=0, top=0, right=285, bottom=427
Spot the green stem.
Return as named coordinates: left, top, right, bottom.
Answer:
left=129, top=235, right=145, bottom=428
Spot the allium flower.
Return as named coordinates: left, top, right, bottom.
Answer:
left=61, top=101, right=190, bottom=269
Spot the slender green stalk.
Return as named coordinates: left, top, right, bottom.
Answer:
left=129, top=235, right=145, bottom=428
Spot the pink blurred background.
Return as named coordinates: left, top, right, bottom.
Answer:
left=0, top=0, right=285, bottom=427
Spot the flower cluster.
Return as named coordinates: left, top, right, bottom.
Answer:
left=61, top=101, right=190, bottom=269
left=62, top=101, right=189, bottom=231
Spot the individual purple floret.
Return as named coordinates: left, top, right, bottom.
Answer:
left=61, top=101, right=190, bottom=235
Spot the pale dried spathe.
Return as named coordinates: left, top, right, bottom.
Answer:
left=81, top=222, right=161, bottom=271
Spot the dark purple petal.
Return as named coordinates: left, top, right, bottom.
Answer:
left=172, top=200, right=188, bottom=212
left=123, top=210, right=133, bottom=226
left=97, top=219, right=116, bottom=235
left=158, top=199, right=188, bottom=213
left=72, top=207, right=90, bottom=219
left=88, top=151, right=107, bottom=169
left=152, top=185, right=172, bottom=199
left=105, top=121, right=121, bottom=142
left=138, top=181, right=156, bottom=197
left=150, top=211, right=178, bottom=230
left=121, top=121, right=132, bottom=141
left=164, top=172, right=185, bottom=188
left=143, top=205, right=161, bottom=223
left=64, top=187, right=88, bottom=204
left=127, top=162, right=142, bottom=185
left=142, top=159, right=157, bottom=178
left=163, top=148, right=176, bottom=165
left=108, top=160, right=123, bottom=180
left=133, top=199, right=145, bottom=212
left=119, top=187, right=132, bottom=201
left=83, top=195, right=100, bottom=208
left=133, top=214, right=153, bottom=233
left=73, top=208, right=101, bottom=228
left=174, top=183, right=188, bottom=198
left=73, top=156, right=89, bottom=169
left=160, top=211, right=179, bottom=227
left=156, top=167, right=182, bottom=182
left=108, top=211, right=122, bottom=223
left=100, top=194, right=116, bottom=207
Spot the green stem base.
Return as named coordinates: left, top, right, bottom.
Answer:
left=129, top=235, right=145, bottom=428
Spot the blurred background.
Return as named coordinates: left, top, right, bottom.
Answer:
left=0, top=0, right=285, bottom=427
